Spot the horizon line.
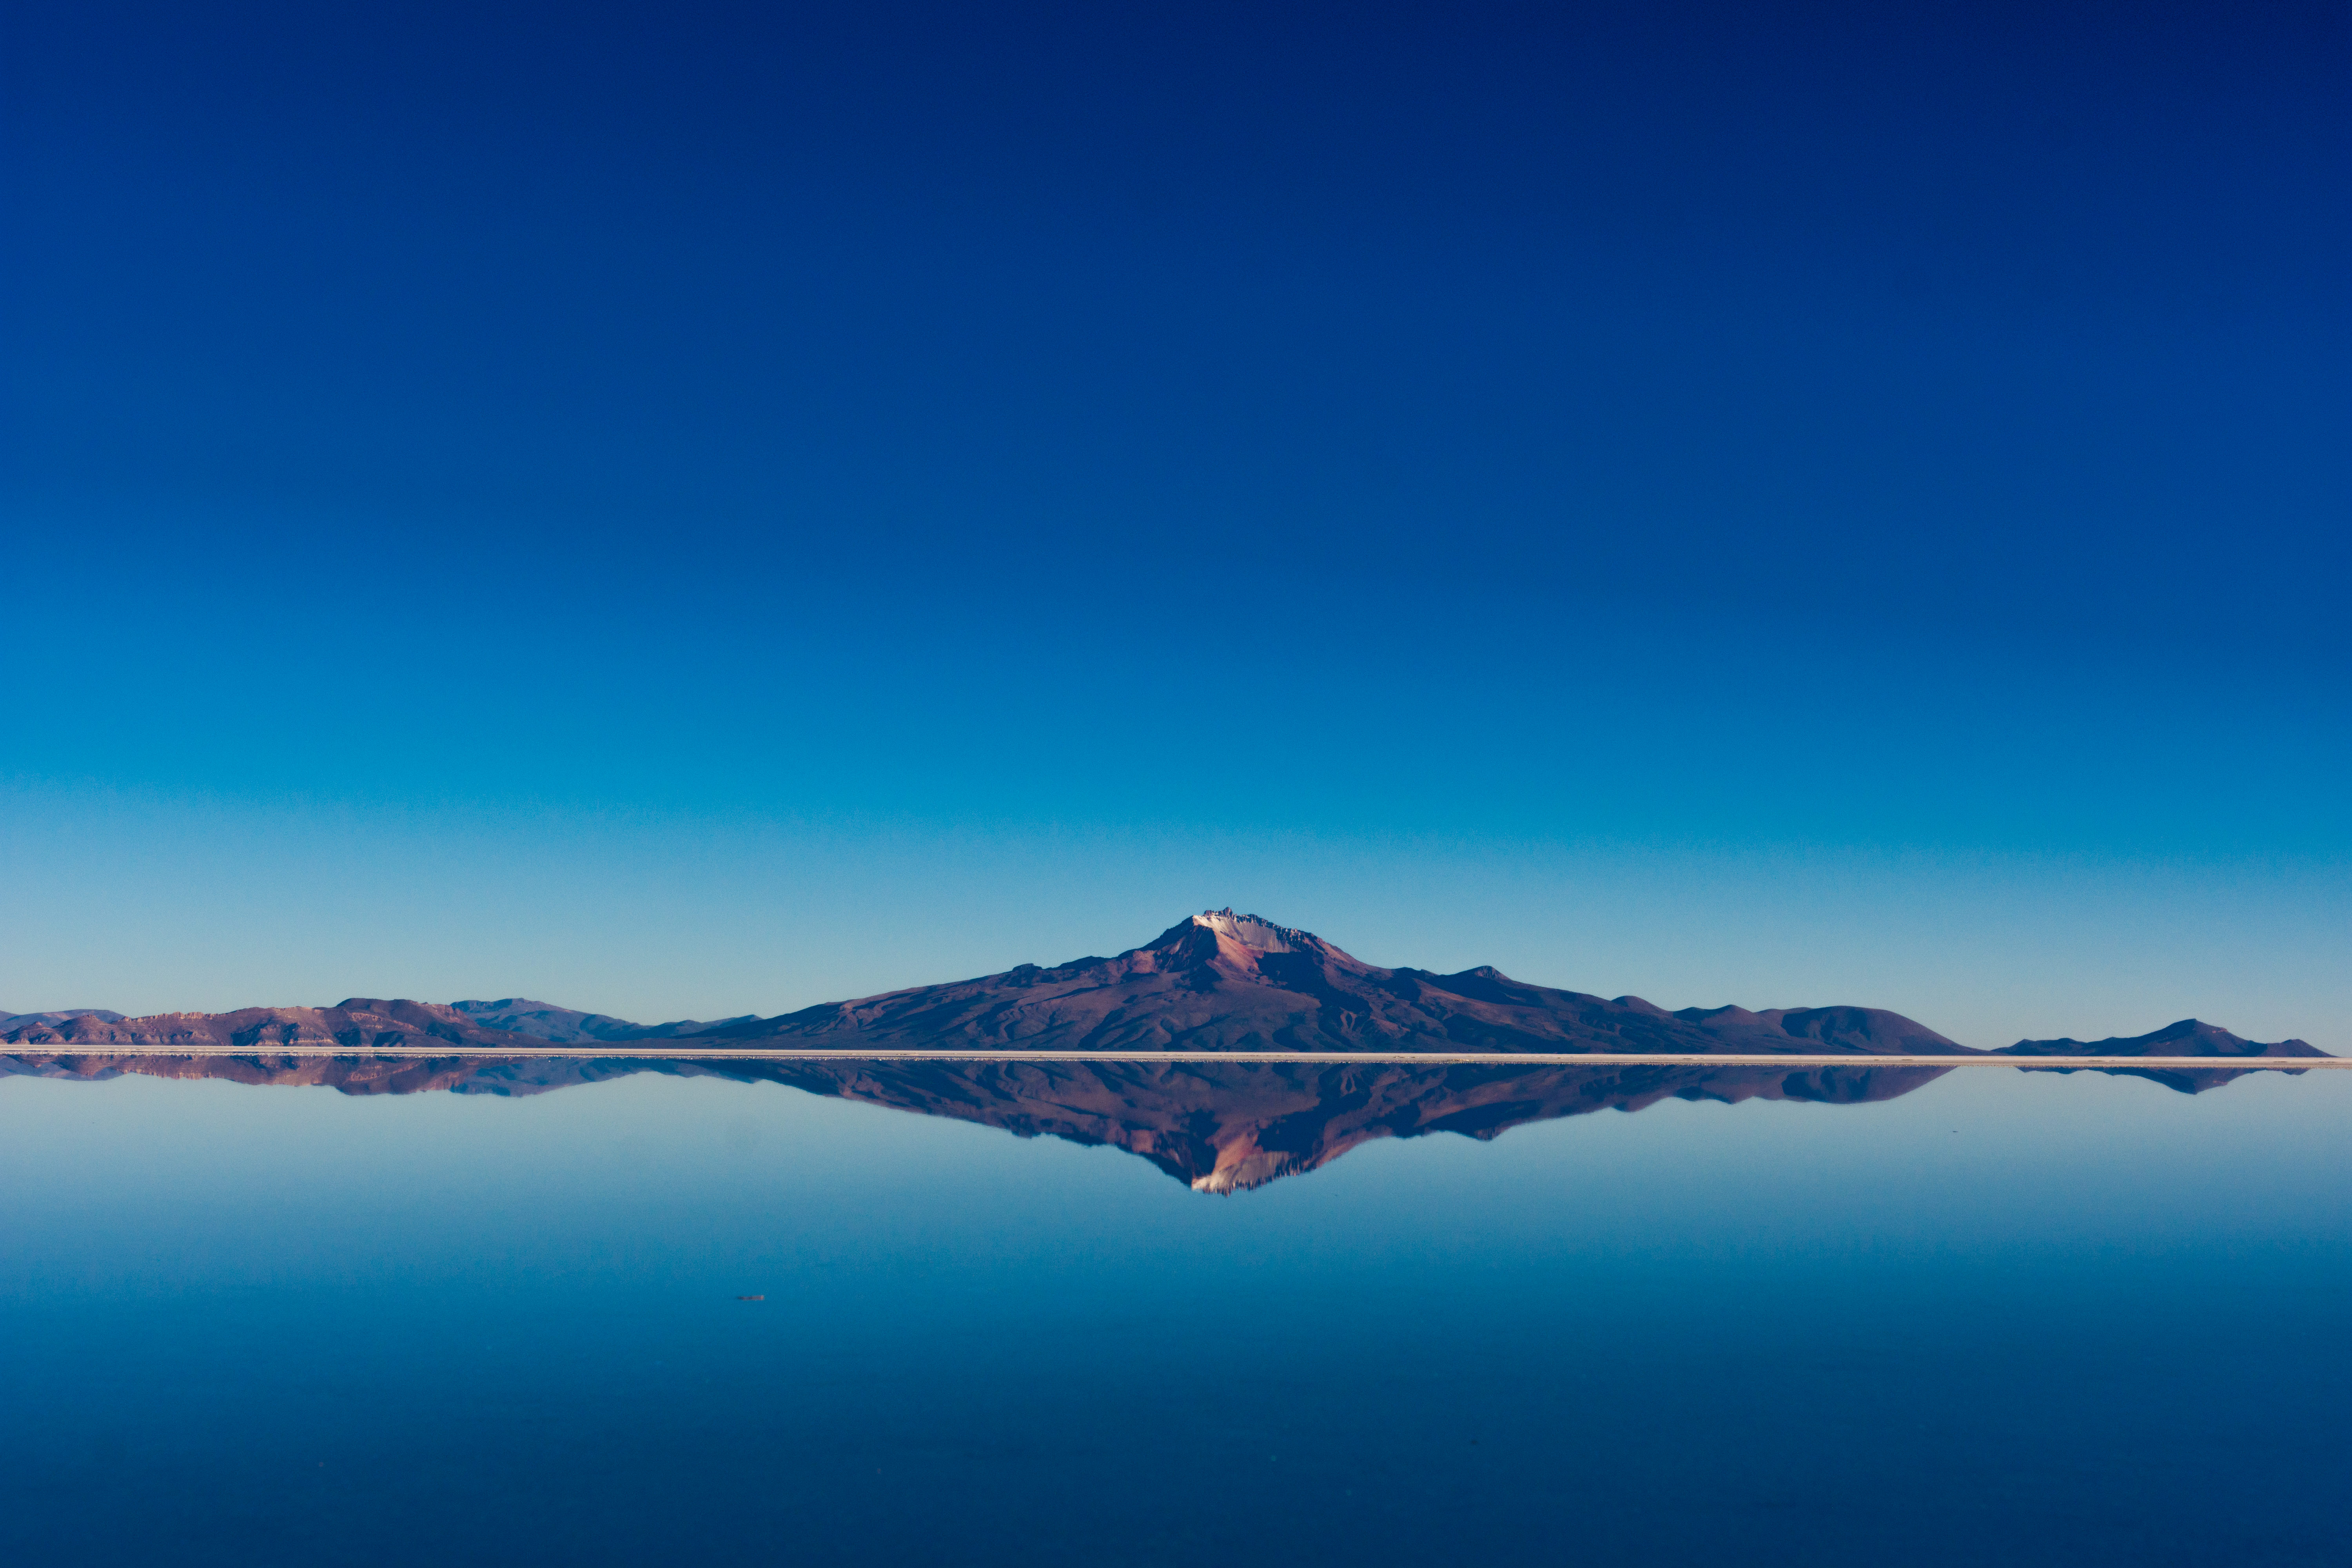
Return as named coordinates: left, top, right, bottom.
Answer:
left=12, top=1049, right=2342, bottom=1068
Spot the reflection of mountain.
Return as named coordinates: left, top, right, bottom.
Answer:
left=718, top=1058, right=1962, bottom=1191
left=4, top=1051, right=1954, bottom=1191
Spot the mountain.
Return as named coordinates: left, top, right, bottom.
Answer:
left=671, top=909, right=1973, bottom=1055
left=0, top=1050, right=1955, bottom=1191
left=1995, top=1017, right=2330, bottom=1094
left=7, top=911, right=2330, bottom=1070
left=448, top=998, right=750, bottom=1043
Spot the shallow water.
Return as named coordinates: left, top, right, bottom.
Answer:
left=2, top=1062, right=2345, bottom=1566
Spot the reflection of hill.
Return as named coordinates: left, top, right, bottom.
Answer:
left=0, top=1053, right=1955, bottom=1192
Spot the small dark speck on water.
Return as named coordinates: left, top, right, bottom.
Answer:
left=737, top=1294, right=764, bottom=1301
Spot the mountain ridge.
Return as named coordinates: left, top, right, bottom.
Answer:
left=2, top=910, right=2328, bottom=1060
left=670, top=909, right=1976, bottom=1056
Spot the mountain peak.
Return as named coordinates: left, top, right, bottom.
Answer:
left=1185, top=909, right=1327, bottom=955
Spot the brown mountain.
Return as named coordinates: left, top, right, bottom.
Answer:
left=672, top=909, right=1971, bottom=1056
left=0, top=1050, right=1955, bottom=1192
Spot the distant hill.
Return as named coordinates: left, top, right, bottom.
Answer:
left=1995, top=1017, right=2330, bottom=1094
left=0, top=1008, right=125, bottom=1031
left=0, top=998, right=749, bottom=1053
left=448, top=998, right=750, bottom=1043
left=1996, top=1018, right=2327, bottom=1059
left=0, top=999, right=549, bottom=1052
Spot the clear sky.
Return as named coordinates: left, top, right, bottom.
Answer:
left=4, top=2, right=2346, bottom=1048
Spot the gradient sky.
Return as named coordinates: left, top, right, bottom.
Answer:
left=4, top=2, right=2346, bottom=1047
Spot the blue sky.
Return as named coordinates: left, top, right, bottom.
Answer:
left=4, top=2, right=2345, bottom=1046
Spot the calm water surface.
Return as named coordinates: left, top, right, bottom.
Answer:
left=2, top=1062, right=2345, bottom=1566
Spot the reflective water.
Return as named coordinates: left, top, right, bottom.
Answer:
left=3, top=1060, right=2345, bottom=1566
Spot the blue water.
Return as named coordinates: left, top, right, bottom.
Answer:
left=3, top=1065, right=2345, bottom=1566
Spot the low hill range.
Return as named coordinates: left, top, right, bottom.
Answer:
left=0, top=1007, right=126, bottom=1031
left=446, top=998, right=756, bottom=1044
left=2, top=909, right=2327, bottom=1061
